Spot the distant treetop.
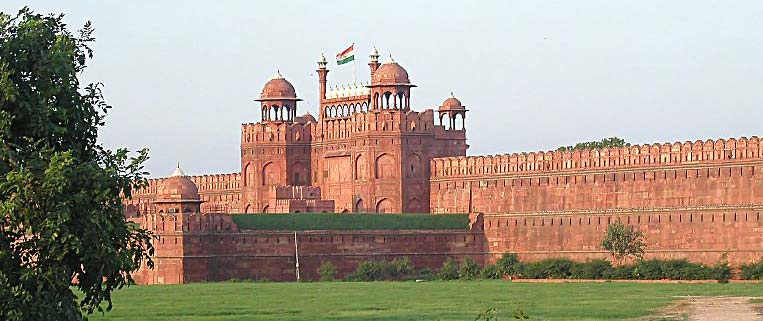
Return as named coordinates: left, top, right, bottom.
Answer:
left=556, top=137, right=630, bottom=152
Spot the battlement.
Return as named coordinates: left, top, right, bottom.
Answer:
left=130, top=212, right=238, bottom=233
left=431, top=136, right=762, bottom=178
left=192, top=173, right=242, bottom=192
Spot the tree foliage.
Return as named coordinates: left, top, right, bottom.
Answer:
left=556, top=137, right=630, bottom=152
left=600, top=222, right=646, bottom=264
left=0, top=8, right=153, bottom=321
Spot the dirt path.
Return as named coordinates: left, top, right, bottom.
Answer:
left=685, top=297, right=762, bottom=321
left=646, top=296, right=763, bottom=321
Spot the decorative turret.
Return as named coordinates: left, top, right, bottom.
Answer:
left=367, top=54, right=416, bottom=111
left=155, top=164, right=203, bottom=214
left=256, top=71, right=302, bottom=123
left=438, top=93, right=467, bottom=130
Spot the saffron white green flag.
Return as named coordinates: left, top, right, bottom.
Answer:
left=336, top=44, right=355, bottom=65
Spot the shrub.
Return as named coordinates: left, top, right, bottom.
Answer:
left=458, top=258, right=481, bottom=280
left=604, top=265, right=635, bottom=280
left=741, top=261, right=763, bottom=280
left=713, top=261, right=731, bottom=284
left=417, top=268, right=437, bottom=281
left=480, top=264, right=501, bottom=279
left=387, top=257, right=415, bottom=280
left=570, top=259, right=612, bottom=279
left=347, top=260, right=385, bottom=281
left=518, top=258, right=574, bottom=279
left=633, top=259, right=665, bottom=279
left=632, top=259, right=718, bottom=280
left=495, top=252, right=521, bottom=276
left=438, top=258, right=460, bottom=280
left=318, top=261, right=337, bottom=281
left=345, top=258, right=416, bottom=281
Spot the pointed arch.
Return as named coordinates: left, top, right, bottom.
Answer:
left=376, top=198, right=392, bottom=214
left=262, top=162, right=281, bottom=185
left=375, top=153, right=396, bottom=179
left=291, top=162, right=307, bottom=185
left=355, top=198, right=365, bottom=213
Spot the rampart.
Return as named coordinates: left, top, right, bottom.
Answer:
left=431, top=137, right=763, bottom=213
left=131, top=213, right=486, bottom=284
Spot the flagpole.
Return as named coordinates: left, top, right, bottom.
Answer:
left=352, top=43, right=357, bottom=84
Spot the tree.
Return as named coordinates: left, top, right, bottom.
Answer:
left=557, top=137, right=630, bottom=152
left=0, top=8, right=153, bottom=321
left=600, top=222, right=645, bottom=265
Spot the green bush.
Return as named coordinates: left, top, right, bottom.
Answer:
left=346, top=258, right=416, bottom=281
left=417, top=268, right=437, bottom=281
left=518, top=258, right=574, bottom=279
left=438, top=258, right=460, bottom=280
left=570, top=260, right=612, bottom=279
left=387, top=257, right=414, bottom=280
left=480, top=264, right=501, bottom=279
left=604, top=265, right=636, bottom=280
left=631, top=259, right=717, bottom=280
left=713, top=261, right=731, bottom=284
left=741, top=261, right=763, bottom=280
left=347, top=260, right=385, bottom=281
left=632, top=259, right=664, bottom=279
left=458, top=258, right=481, bottom=280
left=318, top=261, right=337, bottom=281
left=495, top=252, right=521, bottom=276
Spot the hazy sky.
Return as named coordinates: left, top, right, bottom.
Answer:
left=3, top=1, right=762, bottom=177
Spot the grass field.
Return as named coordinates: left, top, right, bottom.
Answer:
left=231, top=213, right=470, bottom=230
left=87, top=281, right=763, bottom=321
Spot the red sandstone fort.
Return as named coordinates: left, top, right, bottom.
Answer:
left=124, top=49, right=763, bottom=284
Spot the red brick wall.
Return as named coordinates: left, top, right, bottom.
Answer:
left=431, top=137, right=763, bottom=213
left=483, top=208, right=763, bottom=267
left=131, top=213, right=485, bottom=284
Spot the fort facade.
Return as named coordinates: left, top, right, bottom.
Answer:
left=124, top=49, right=763, bottom=284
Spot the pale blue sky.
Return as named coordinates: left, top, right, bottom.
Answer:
left=4, top=1, right=762, bottom=177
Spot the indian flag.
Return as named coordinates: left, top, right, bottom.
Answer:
left=336, top=44, right=355, bottom=65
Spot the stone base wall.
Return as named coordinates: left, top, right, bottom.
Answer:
left=135, top=227, right=485, bottom=284
left=482, top=207, right=763, bottom=267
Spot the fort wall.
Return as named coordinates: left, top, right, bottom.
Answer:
left=431, top=137, right=763, bottom=213
left=482, top=206, right=763, bottom=267
left=131, top=213, right=485, bottom=284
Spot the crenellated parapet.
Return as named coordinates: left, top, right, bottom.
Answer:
left=130, top=212, right=238, bottom=233
left=431, top=136, right=762, bottom=178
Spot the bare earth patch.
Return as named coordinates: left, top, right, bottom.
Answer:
left=643, top=297, right=763, bottom=321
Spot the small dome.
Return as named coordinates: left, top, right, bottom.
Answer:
left=440, top=93, right=465, bottom=110
left=156, top=165, right=200, bottom=202
left=372, top=57, right=410, bottom=85
left=260, top=71, right=297, bottom=100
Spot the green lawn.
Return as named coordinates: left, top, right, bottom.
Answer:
left=231, top=213, right=470, bottom=230
left=88, top=281, right=763, bottom=321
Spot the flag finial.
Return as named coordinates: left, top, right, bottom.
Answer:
left=170, top=162, right=186, bottom=177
